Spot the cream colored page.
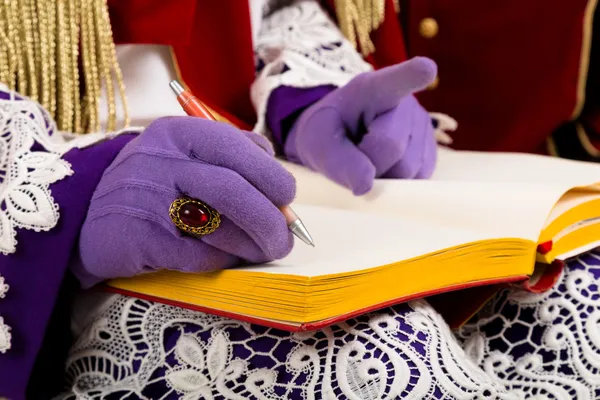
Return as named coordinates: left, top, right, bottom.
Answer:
left=432, top=147, right=600, bottom=185
left=243, top=204, right=496, bottom=276
left=281, top=149, right=600, bottom=242
left=558, top=241, right=600, bottom=261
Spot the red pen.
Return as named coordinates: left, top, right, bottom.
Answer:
left=169, top=80, right=314, bottom=247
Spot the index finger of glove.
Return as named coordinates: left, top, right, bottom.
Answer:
left=336, top=57, right=438, bottom=124
left=146, top=117, right=295, bottom=207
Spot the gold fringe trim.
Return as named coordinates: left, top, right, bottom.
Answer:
left=0, top=0, right=128, bottom=133
left=334, top=0, right=389, bottom=56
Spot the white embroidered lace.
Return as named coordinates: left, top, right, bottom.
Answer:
left=0, top=85, right=129, bottom=355
left=457, top=252, right=600, bottom=399
left=251, top=0, right=373, bottom=138
left=0, top=86, right=118, bottom=255
left=59, top=251, right=600, bottom=399
left=58, top=295, right=509, bottom=399
left=0, top=94, right=71, bottom=255
left=0, top=316, right=10, bottom=354
left=430, top=113, right=457, bottom=145
left=0, top=275, right=8, bottom=299
left=0, top=87, right=74, bottom=353
left=0, top=275, right=8, bottom=353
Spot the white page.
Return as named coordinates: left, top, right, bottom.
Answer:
left=281, top=149, right=600, bottom=243
left=432, top=147, right=600, bottom=184
left=243, top=204, right=502, bottom=276
left=558, top=240, right=600, bottom=261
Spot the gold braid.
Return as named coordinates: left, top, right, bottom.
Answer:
left=0, top=0, right=128, bottom=133
left=333, top=0, right=399, bottom=56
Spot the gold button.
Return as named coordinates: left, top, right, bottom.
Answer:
left=419, top=18, right=439, bottom=39
left=427, top=76, right=439, bottom=90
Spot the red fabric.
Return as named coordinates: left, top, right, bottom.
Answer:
left=171, top=1, right=257, bottom=125
left=108, top=0, right=197, bottom=46
left=108, top=0, right=595, bottom=154
left=402, top=0, right=591, bottom=153
left=325, top=0, right=593, bottom=154
left=108, top=0, right=258, bottom=126
left=369, top=0, right=408, bottom=68
left=427, top=284, right=504, bottom=329
left=522, top=260, right=564, bottom=293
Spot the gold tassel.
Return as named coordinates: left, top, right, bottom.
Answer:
left=0, top=0, right=128, bottom=133
left=334, top=0, right=387, bottom=56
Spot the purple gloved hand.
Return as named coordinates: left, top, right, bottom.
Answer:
left=285, top=57, right=438, bottom=195
left=73, top=117, right=296, bottom=288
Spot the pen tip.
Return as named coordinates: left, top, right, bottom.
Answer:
left=289, top=220, right=314, bottom=247
left=169, top=80, right=185, bottom=95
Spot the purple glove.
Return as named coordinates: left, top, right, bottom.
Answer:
left=285, top=57, right=438, bottom=195
left=72, top=117, right=296, bottom=288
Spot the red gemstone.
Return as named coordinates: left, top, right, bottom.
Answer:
left=178, top=203, right=209, bottom=227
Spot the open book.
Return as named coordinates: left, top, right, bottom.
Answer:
left=106, top=148, right=600, bottom=331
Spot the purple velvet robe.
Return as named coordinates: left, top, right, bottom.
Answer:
left=0, top=134, right=136, bottom=398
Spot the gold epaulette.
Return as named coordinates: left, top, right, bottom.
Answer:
left=0, top=0, right=128, bottom=133
left=333, top=0, right=399, bottom=56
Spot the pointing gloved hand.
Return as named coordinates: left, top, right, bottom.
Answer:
left=73, top=117, right=296, bottom=287
left=285, top=57, right=438, bottom=195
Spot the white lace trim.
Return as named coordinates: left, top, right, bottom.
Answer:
left=430, top=112, right=456, bottom=145
left=0, top=86, right=136, bottom=355
left=251, top=0, right=373, bottom=138
left=0, top=316, right=11, bottom=354
left=0, top=275, right=8, bottom=299
left=60, top=251, right=600, bottom=398
left=0, top=87, right=140, bottom=255
left=0, top=276, right=9, bottom=354
left=59, top=295, right=509, bottom=399
left=456, top=251, right=600, bottom=399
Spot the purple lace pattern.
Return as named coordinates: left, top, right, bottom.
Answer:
left=57, top=252, right=600, bottom=399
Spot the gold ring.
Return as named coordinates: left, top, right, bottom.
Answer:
left=169, top=197, right=221, bottom=236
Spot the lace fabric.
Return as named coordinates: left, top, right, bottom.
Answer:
left=0, top=277, right=8, bottom=353
left=0, top=86, right=121, bottom=255
left=0, top=85, right=133, bottom=355
left=59, top=251, right=600, bottom=399
left=456, top=251, right=600, bottom=399
left=0, top=92, right=70, bottom=256
left=0, top=86, right=75, bottom=354
left=58, top=294, right=509, bottom=399
left=251, top=0, right=373, bottom=138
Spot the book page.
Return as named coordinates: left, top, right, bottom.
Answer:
left=432, top=147, right=600, bottom=185
left=281, top=149, right=600, bottom=242
left=242, top=204, right=510, bottom=276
